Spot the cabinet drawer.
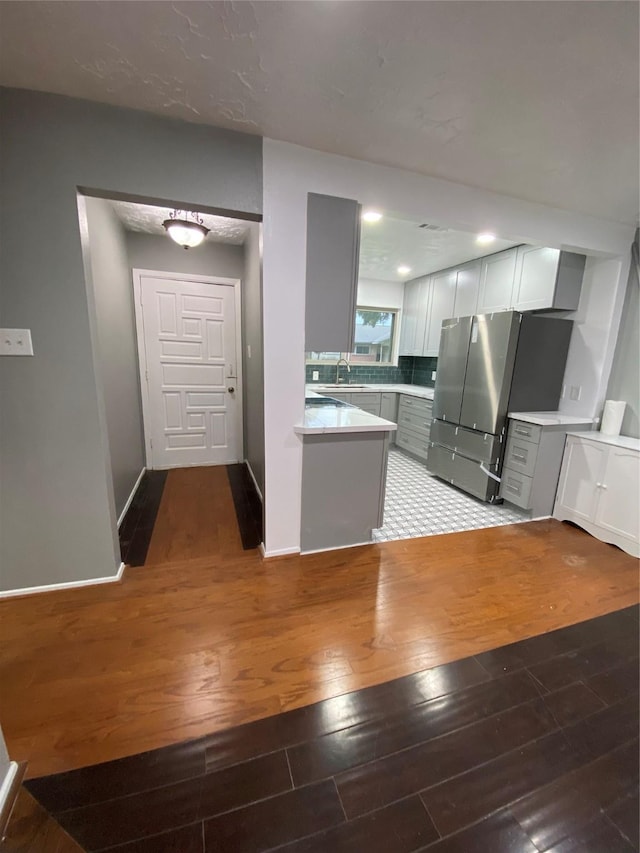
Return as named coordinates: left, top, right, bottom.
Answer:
left=398, top=408, right=432, bottom=438
left=504, top=434, right=539, bottom=478
left=500, top=468, right=533, bottom=509
left=396, top=427, right=431, bottom=461
left=398, top=394, right=433, bottom=417
left=509, top=420, right=542, bottom=444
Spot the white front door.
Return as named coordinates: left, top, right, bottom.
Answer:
left=137, top=273, right=240, bottom=469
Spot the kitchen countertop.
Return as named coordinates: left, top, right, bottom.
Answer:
left=306, top=383, right=434, bottom=400
left=565, top=431, right=640, bottom=451
left=508, top=411, right=596, bottom=427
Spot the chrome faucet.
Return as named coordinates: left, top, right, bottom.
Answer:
left=335, top=357, right=351, bottom=384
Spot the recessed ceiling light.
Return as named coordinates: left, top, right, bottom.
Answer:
left=362, top=210, right=383, bottom=223
left=397, top=265, right=412, bottom=275
left=476, top=233, right=496, bottom=245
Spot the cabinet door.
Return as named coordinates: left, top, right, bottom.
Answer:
left=513, top=246, right=560, bottom=312
left=595, top=448, right=640, bottom=542
left=398, top=279, right=420, bottom=355
left=414, top=276, right=431, bottom=356
left=453, top=259, right=481, bottom=318
left=380, top=392, right=398, bottom=423
left=424, top=270, right=456, bottom=355
left=555, top=437, right=607, bottom=522
left=305, top=193, right=361, bottom=353
left=477, top=248, right=518, bottom=313
left=353, top=392, right=381, bottom=416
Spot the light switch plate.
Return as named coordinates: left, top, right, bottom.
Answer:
left=312, top=370, right=319, bottom=381
left=431, top=371, right=437, bottom=381
left=0, top=328, right=33, bottom=356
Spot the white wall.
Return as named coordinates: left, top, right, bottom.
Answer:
left=241, top=223, right=265, bottom=497
left=262, top=139, right=635, bottom=557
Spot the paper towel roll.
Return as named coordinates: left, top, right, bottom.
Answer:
left=601, top=400, right=626, bottom=436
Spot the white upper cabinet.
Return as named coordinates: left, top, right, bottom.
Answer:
left=305, top=193, right=361, bottom=353
left=453, top=259, right=481, bottom=318
left=477, top=248, right=518, bottom=313
left=424, top=269, right=456, bottom=355
left=513, top=246, right=585, bottom=312
left=399, top=276, right=430, bottom=356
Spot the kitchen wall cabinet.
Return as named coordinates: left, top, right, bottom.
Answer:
left=398, top=276, right=429, bottom=356
left=477, top=248, right=519, bottom=314
left=453, top=260, right=481, bottom=318
left=305, top=193, right=361, bottom=353
left=554, top=433, right=640, bottom=558
left=424, top=269, right=457, bottom=355
left=512, top=246, right=585, bottom=312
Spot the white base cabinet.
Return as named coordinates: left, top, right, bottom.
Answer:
left=554, top=432, right=640, bottom=558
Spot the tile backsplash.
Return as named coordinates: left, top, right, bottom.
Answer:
left=305, top=356, right=438, bottom=387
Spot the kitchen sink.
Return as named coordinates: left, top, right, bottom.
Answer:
left=315, top=384, right=370, bottom=389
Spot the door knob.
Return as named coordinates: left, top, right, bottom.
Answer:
left=228, top=387, right=235, bottom=393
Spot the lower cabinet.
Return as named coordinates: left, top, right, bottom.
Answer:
left=553, top=433, right=640, bottom=558
left=380, top=392, right=398, bottom=444
left=395, top=394, right=433, bottom=462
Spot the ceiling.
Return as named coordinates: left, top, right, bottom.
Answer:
left=359, top=215, right=517, bottom=281
left=110, top=200, right=249, bottom=243
left=1, top=2, right=638, bottom=225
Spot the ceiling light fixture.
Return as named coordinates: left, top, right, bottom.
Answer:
left=476, top=233, right=496, bottom=245
left=397, top=265, right=412, bottom=275
left=362, top=210, right=383, bottom=223
left=163, top=209, right=210, bottom=249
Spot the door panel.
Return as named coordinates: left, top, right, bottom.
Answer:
left=477, top=248, right=517, bottom=313
left=432, top=316, right=472, bottom=425
left=140, top=276, right=239, bottom=469
left=459, top=312, right=520, bottom=434
left=556, top=438, right=606, bottom=521
left=595, top=449, right=640, bottom=540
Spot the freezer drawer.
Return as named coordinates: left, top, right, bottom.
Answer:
left=427, top=443, right=501, bottom=502
left=500, top=468, right=533, bottom=509
left=430, top=419, right=503, bottom=466
left=503, top=434, right=539, bottom=478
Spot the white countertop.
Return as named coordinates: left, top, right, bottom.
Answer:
left=295, top=404, right=397, bottom=435
left=509, top=411, right=596, bottom=427
left=566, top=431, right=640, bottom=451
left=306, top=383, right=434, bottom=400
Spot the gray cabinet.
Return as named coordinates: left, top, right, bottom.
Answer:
left=453, top=259, right=481, bottom=318
left=380, top=392, right=398, bottom=443
left=352, top=392, right=381, bottom=416
left=395, top=394, right=433, bottom=462
left=305, top=193, right=361, bottom=353
left=499, top=418, right=592, bottom=517
left=513, top=246, right=585, bottom=312
left=399, top=276, right=429, bottom=356
left=477, top=248, right=518, bottom=313
left=424, top=269, right=457, bottom=355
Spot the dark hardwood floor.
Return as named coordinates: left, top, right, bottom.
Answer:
left=21, top=605, right=640, bottom=852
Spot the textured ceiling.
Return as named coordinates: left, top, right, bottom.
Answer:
left=359, top=216, right=517, bottom=281
left=1, top=1, right=638, bottom=225
left=110, top=200, right=249, bottom=243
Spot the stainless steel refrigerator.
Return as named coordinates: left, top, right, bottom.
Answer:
left=427, top=311, right=573, bottom=502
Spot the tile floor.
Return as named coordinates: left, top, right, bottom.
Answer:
left=374, top=448, right=530, bottom=542
left=23, top=605, right=640, bottom=852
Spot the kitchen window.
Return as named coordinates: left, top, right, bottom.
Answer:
left=307, top=307, right=399, bottom=365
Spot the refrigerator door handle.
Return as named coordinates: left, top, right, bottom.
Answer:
left=480, top=462, right=501, bottom=483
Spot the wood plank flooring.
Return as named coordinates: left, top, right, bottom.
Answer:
left=0, top=466, right=638, bottom=780
left=22, top=605, right=640, bottom=852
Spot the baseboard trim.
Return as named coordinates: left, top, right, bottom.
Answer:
left=0, top=760, right=26, bottom=840
left=117, top=467, right=146, bottom=528
left=260, top=545, right=300, bottom=559
left=0, top=562, right=126, bottom=600
left=301, top=539, right=374, bottom=556
left=244, top=460, right=264, bottom=503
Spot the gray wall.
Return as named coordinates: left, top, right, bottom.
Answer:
left=242, top=223, right=265, bottom=497
left=85, top=198, right=145, bottom=519
left=126, top=232, right=244, bottom=280
left=0, top=87, right=262, bottom=592
left=606, top=232, right=639, bottom=438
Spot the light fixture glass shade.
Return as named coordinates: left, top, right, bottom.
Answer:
left=163, top=210, right=210, bottom=249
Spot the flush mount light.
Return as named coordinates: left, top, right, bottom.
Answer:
left=397, top=265, right=412, bottom=275
left=362, top=210, right=383, bottom=223
left=163, top=209, right=210, bottom=249
left=476, top=233, right=496, bottom=245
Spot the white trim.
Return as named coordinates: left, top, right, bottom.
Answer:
left=0, top=562, right=125, bottom=599
left=0, top=761, right=20, bottom=823
left=261, top=545, right=300, bottom=558
left=117, top=467, right=146, bottom=528
left=301, top=539, right=374, bottom=555
left=245, top=460, right=263, bottom=503
left=131, top=268, right=244, bottom=470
